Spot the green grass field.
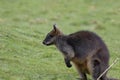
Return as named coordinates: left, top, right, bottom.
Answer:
left=0, top=0, right=120, bottom=80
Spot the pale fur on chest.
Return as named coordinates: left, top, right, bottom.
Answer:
left=55, top=39, right=75, bottom=59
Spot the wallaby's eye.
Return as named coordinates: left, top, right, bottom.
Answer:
left=49, top=35, right=54, bottom=38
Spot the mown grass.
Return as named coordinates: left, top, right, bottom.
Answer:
left=0, top=0, right=120, bottom=80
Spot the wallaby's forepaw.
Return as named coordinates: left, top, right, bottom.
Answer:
left=65, top=58, right=72, bottom=68
left=66, top=63, right=72, bottom=68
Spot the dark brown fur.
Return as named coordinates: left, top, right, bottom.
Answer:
left=43, top=24, right=118, bottom=80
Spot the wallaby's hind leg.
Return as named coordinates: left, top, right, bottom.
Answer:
left=92, top=60, right=101, bottom=80
left=80, top=72, right=87, bottom=80
left=100, top=64, right=108, bottom=80
left=92, top=59, right=108, bottom=80
left=75, top=64, right=87, bottom=80
left=76, top=72, right=87, bottom=80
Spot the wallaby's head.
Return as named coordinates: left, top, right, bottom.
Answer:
left=43, top=24, right=63, bottom=46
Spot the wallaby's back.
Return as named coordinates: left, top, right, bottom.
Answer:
left=67, top=31, right=110, bottom=80
left=67, top=31, right=109, bottom=63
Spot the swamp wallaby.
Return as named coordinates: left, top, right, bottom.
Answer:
left=43, top=24, right=118, bottom=80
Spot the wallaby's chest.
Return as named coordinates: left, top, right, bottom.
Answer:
left=56, top=41, right=70, bottom=54
left=55, top=39, right=75, bottom=59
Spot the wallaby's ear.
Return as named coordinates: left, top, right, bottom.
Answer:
left=53, top=24, right=63, bottom=35
left=53, top=24, right=57, bottom=31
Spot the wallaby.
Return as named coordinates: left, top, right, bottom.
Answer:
left=42, top=24, right=118, bottom=80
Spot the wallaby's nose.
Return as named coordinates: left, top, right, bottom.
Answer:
left=42, top=41, right=46, bottom=45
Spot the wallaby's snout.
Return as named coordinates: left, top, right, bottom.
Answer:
left=42, top=40, right=50, bottom=46
left=42, top=33, right=55, bottom=46
left=42, top=36, right=52, bottom=46
left=42, top=40, right=46, bottom=45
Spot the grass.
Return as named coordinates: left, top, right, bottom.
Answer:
left=0, top=0, right=120, bottom=80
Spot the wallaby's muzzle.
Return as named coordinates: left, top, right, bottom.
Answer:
left=42, top=41, right=46, bottom=45
left=42, top=36, right=54, bottom=46
left=42, top=40, right=50, bottom=46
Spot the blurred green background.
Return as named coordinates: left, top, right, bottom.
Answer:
left=0, top=0, right=120, bottom=80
